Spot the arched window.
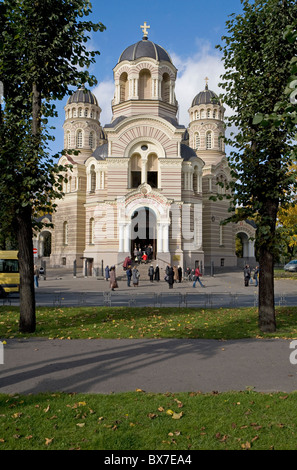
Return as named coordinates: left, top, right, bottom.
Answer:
left=161, top=73, right=170, bottom=103
left=89, top=131, right=95, bottom=149
left=147, top=153, right=158, bottom=188
left=119, top=72, right=129, bottom=103
left=206, top=131, right=212, bottom=149
left=213, top=110, right=217, bottom=119
left=207, top=109, right=211, bottom=118
left=63, top=221, right=68, bottom=245
left=76, top=130, right=83, bottom=148
left=218, top=134, right=223, bottom=150
left=78, top=107, right=83, bottom=117
left=72, top=108, right=77, bottom=118
left=67, top=131, right=71, bottom=149
left=195, top=133, right=200, bottom=150
left=89, top=218, right=95, bottom=244
left=90, top=164, right=96, bottom=192
left=195, top=111, right=199, bottom=120
left=84, top=108, right=88, bottom=117
left=130, top=153, right=141, bottom=188
left=139, top=69, right=152, bottom=100
left=200, top=109, right=205, bottom=119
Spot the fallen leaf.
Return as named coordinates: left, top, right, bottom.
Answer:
left=45, top=438, right=53, bottom=446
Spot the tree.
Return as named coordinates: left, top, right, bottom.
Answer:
left=0, top=0, right=105, bottom=332
left=217, top=0, right=297, bottom=332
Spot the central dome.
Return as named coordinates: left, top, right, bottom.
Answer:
left=118, top=39, right=172, bottom=64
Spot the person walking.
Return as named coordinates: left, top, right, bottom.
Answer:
left=167, top=265, right=174, bottom=289
left=243, top=265, right=251, bottom=287
left=148, top=264, right=154, bottom=282
left=253, top=266, right=259, bottom=287
left=154, top=265, right=160, bottom=282
left=132, top=266, right=140, bottom=286
left=105, top=265, right=110, bottom=281
left=193, top=266, right=205, bottom=288
left=34, top=265, right=39, bottom=288
left=109, top=266, right=117, bottom=291
left=178, top=266, right=182, bottom=283
left=126, top=265, right=132, bottom=287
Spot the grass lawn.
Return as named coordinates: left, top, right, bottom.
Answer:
left=1, top=305, right=297, bottom=450
left=1, top=305, right=297, bottom=340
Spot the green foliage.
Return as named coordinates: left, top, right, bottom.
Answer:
left=217, top=0, right=297, bottom=233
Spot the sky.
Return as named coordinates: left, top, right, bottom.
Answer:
left=48, top=0, right=244, bottom=156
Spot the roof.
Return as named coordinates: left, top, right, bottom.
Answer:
left=181, top=144, right=197, bottom=161
left=67, top=86, right=98, bottom=106
left=92, top=143, right=108, bottom=160
left=118, top=39, right=172, bottom=64
left=191, top=85, right=220, bottom=107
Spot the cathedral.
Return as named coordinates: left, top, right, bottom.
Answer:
left=46, top=23, right=255, bottom=274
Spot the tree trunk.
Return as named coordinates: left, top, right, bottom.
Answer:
left=16, top=205, right=36, bottom=333
left=258, top=199, right=278, bottom=333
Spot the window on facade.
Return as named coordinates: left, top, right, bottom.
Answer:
left=206, top=131, right=212, bottom=149
left=72, top=108, right=77, bottom=118
left=195, top=133, right=200, bottom=150
left=195, top=111, right=199, bottom=120
left=78, top=108, right=83, bottom=117
left=90, top=164, right=96, bottom=192
left=218, top=134, right=223, bottom=150
left=161, top=73, right=170, bottom=103
left=213, top=110, right=217, bottom=119
left=84, top=108, right=88, bottom=117
left=207, top=109, right=211, bottom=118
left=63, top=221, right=68, bottom=245
left=76, top=130, right=83, bottom=148
left=139, top=69, right=152, bottom=100
left=130, top=153, right=141, bottom=188
left=119, top=72, right=128, bottom=103
left=89, top=132, right=94, bottom=149
left=67, top=131, right=71, bottom=149
left=147, top=153, right=158, bottom=188
left=200, top=109, right=205, bottom=119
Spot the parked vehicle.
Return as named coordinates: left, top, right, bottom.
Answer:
left=284, top=260, right=297, bottom=272
left=0, top=251, right=20, bottom=293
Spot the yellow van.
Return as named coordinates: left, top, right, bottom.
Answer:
left=0, top=251, right=20, bottom=293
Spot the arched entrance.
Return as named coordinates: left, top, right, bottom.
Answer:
left=131, top=207, right=157, bottom=259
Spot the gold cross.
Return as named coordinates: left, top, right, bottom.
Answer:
left=204, top=77, right=209, bottom=88
left=140, top=21, right=150, bottom=39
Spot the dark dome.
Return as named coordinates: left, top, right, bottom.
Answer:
left=67, top=86, right=98, bottom=106
left=118, top=39, right=172, bottom=64
left=192, top=85, right=220, bottom=107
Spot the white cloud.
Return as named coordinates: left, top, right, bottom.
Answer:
left=93, top=80, right=114, bottom=126
left=172, top=39, right=227, bottom=126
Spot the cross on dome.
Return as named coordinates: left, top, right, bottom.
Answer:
left=140, top=21, right=150, bottom=39
left=204, top=76, right=209, bottom=90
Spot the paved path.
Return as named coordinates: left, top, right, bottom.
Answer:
left=1, top=337, right=296, bottom=395
left=1, top=268, right=297, bottom=395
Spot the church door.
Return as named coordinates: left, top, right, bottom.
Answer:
left=131, top=207, right=157, bottom=260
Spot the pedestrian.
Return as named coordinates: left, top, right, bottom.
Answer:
left=193, top=266, right=205, bottom=288
left=105, top=265, right=110, bottom=281
left=154, top=265, right=160, bottom=281
left=253, top=266, right=259, bottom=287
left=126, top=265, right=132, bottom=287
left=243, top=265, right=250, bottom=287
left=178, top=266, right=182, bottom=283
left=148, top=264, right=154, bottom=282
left=167, top=265, right=174, bottom=289
left=173, top=265, right=178, bottom=283
left=34, top=265, right=39, bottom=288
left=109, top=266, right=118, bottom=291
left=132, top=266, right=140, bottom=286
left=142, top=252, right=148, bottom=264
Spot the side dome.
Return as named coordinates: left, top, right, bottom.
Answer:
left=191, top=85, right=220, bottom=107
left=118, top=39, right=172, bottom=64
left=67, top=86, right=98, bottom=106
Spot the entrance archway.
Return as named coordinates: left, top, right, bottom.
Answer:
left=131, top=207, right=157, bottom=260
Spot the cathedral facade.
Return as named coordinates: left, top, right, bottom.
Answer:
left=49, top=24, right=246, bottom=273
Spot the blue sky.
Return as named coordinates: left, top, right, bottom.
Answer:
left=49, top=0, right=244, bottom=156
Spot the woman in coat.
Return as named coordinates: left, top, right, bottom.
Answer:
left=167, top=266, right=174, bottom=289
left=109, top=266, right=117, bottom=291
left=132, top=266, right=140, bottom=286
